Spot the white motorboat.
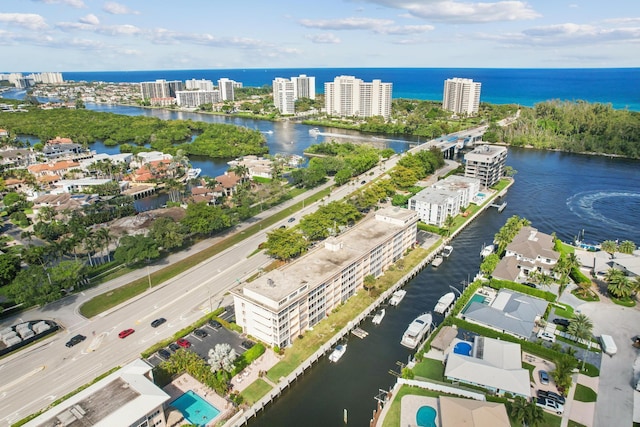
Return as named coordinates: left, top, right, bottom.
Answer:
left=480, top=244, right=495, bottom=258
left=186, top=168, right=202, bottom=180
left=442, top=245, right=454, bottom=257
left=328, top=344, right=347, bottom=362
left=401, top=313, right=433, bottom=349
left=434, top=292, right=456, bottom=314
left=309, top=128, right=320, bottom=136
left=372, top=309, right=386, bottom=325
left=389, top=289, right=407, bottom=307
left=431, top=256, right=443, bottom=267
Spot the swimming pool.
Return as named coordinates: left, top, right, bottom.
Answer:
left=453, top=341, right=473, bottom=356
left=416, top=405, right=437, bottom=427
left=461, top=293, right=488, bottom=314
left=170, top=390, right=220, bottom=426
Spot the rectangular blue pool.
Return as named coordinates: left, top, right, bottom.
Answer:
left=170, top=390, right=220, bottom=426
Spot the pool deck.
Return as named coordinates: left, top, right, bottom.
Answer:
left=401, top=395, right=439, bottom=427
left=164, top=372, right=233, bottom=426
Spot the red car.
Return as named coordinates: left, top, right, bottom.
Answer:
left=118, top=328, right=135, bottom=339
left=176, top=338, right=191, bottom=348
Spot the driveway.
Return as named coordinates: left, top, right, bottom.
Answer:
left=577, top=299, right=640, bottom=427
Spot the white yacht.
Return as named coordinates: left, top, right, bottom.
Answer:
left=372, top=309, right=386, bottom=325
left=434, top=292, right=456, bottom=314
left=328, top=344, right=347, bottom=363
left=442, top=245, right=454, bottom=257
left=401, top=313, right=433, bottom=349
left=186, top=168, right=202, bottom=180
left=389, top=289, right=407, bottom=307
left=480, top=244, right=495, bottom=258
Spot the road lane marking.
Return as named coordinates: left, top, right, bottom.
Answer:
left=0, top=366, right=45, bottom=393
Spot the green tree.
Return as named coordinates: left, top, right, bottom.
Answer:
left=507, top=396, right=528, bottom=425
left=113, top=234, right=160, bottom=266
left=181, top=202, right=231, bottom=235
left=149, top=217, right=187, bottom=250
left=605, top=268, right=632, bottom=299
left=480, top=253, right=500, bottom=276
left=567, top=313, right=594, bottom=370
left=5, top=265, right=61, bottom=307
left=443, top=215, right=455, bottom=237
left=600, top=240, right=618, bottom=256
left=264, top=228, right=308, bottom=261
left=551, top=355, right=577, bottom=394
left=618, top=240, right=636, bottom=254
left=49, top=260, right=86, bottom=291
left=0, top=253, right=21, bottom=287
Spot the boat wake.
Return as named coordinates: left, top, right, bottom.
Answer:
left=566, top=190, right=640, bottom=232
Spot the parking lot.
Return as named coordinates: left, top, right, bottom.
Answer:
left=147, top=306, right=254, bottom=367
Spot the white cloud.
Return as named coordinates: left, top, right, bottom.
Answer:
left=360, top=0, right=540, bottom=23
left=0, top=13, right=48, bottom=30
left=604, top=17, right=640, bottom=25
left=377, top=24, right=434, bottom=35
left=79, top=14, right=99, bottom=25
left=31, top=0, right=86, bottom=8
left=299, top=17, right=394, bottom=31
left=305, top=33, right=341, bottom=44
left=150, top=29, right=270, bottom=49
left=97, top=24, right=143, bottom=36
left=103, top=2, right=140, bottom=15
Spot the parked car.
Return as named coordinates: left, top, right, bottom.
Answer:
left=208, top=319, right=222, bottom=330
left=537, top=329, right=556, bottom=343
left=193, top=329, right=208, bottom=338
left=539, top=370, right=550, bottom=385
left=176, top=338, right=191, bottom=348
left=288, top=217, right=296, bottom=223
left=552, top=318, right=570, bottom=327
left=118, top=328, right=135, bottom=339
left=538, top=389, right=566, bottom=405
left=157, top=349, right=171, bottom=361
left=168, top=343, right=180, bottom=352
left=360, top=180, right=366, bottom=185
left=65, top=334, right=86, bottom=348
left=241, top=340, right=255, bottom=350
left=536, top=397, right=564, bottom=414
left=523, top=282, right=537, bottom=288
left=151, top=318, right=167, bottom=328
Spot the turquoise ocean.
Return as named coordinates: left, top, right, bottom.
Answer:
left=56, top=67, right=640, bottom=111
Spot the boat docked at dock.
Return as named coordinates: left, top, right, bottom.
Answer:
left=434, top=292, right=456, bottom=314
left=186, top=168, right=202, bottom=180
left=431, top=256, right=443, bottom=267
left=372, top=309, right=385, bottom=325
left=480, top=244, right=495, bottom=258
left=328, top=344, right=347, bottom=362
left=389, top=289, right=407, bottom=306
left=401, top=312, right=432, bottom=349
left=442, top=245, right=453, bottom=257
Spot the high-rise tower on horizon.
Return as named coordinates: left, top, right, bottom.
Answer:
left=272, top=77, right=295, bottom=115
left=442, top=77, right=481, bottom=116
left=324, top=75, right=392, bottom=119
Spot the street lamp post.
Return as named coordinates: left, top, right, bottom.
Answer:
left=147, top=266, right=152, bottom=290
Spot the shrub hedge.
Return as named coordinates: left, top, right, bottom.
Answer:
left=488, top=278, right=556, bottom=302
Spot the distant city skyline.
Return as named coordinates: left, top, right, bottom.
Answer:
left=1, top=0, right=638, bottom=71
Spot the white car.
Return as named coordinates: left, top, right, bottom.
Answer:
left=536, top=397, right=564, bottom=414
left=537, top=329, right=556, bottom=343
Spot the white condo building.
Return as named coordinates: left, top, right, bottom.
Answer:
left=185, top=78, right=214, bottom=91
left=217, top=78, right=238, bottom=101
left=324, top=75, right=392, bottom=119
left=140, top=79, right=184, bottom=100
left=291, top=74, right=316, bottom=100
left=232, top=207, right=418, bottom=348
left=272, top=78, right=296, bottom=115
left=443, top=77, right=481, bottom=116
left=408, top=175, right=481, bottom=227
left=176, top=90, right=221, bottom=107
left=464, top=144, right=508, bottom=187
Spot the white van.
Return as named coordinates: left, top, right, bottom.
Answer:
left=600, top=334, right=617, bottom=356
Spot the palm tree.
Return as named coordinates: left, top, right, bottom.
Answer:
left=568, top=313, right=594, bottom=371
left=618, top=240, right=636, bottom=254
left=443, top=215, right=455, bottom=237
left=508, top=396, right=528, bottom=425
left=605, top=268, right=632, bottom=299
left=552, top=355, right=577, bottom=395
left=524, top=401, right=545, bottom=427
left=600, top=240, right=618, bottom=257
left=95, top=228, right=113, bottom=262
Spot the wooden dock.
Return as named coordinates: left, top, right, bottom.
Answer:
left=351, top=327, right=369, bottom=339
left=490, top=201, right=507, bottom=212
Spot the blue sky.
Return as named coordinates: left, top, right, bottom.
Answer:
left=1, top=0, right=638, bottom=71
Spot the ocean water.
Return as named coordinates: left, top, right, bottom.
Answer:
left=55, top=67, right=640, bottom=111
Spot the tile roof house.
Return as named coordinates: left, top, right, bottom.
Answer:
left=444, top=336, right=531, bottom=399
left=0, top=148, right=38, bottom=168
left=439, top=396, right=511, bottom=427
left=492, top=226, right=560, bottom=282
left=215, top=171, right=243, bottom=196
left=127, top=159, right=172, bottom=182
left=27, top=160, right=81, bottom=178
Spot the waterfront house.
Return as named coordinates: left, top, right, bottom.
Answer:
left=408, top=187, right=461, bottom=227
left=444, top=336, right=530, bottom=399
left=231, top=207, right=418, bottom=348
left=492, top=226, right=560, bottom=283
left=0, top=148, right=38, bottom=168
left=214, top=171, right=243, bottom=197
left=439, top=396, right=510, bottom=427
left=27, top=160, right=81, bottom=180
left=464, top=145, right=507, bottom=188
left=462, top=289, right=548, bottom=339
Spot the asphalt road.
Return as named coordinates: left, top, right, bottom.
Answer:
left=0, top=130, right=472, bottom=425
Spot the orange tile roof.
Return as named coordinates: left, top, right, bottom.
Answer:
left=48, top=136, right=74, bottom=144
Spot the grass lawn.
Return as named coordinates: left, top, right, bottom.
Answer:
left=568, top=421, right=587, bottom=427
left=522, top=362, right=535, bottom=382
left=412, top=358, right=445, bottom=381
left=552, top=303, right=574, bottom=319
left=241, top=379, right=273, bottom=405
left=573, top=383, right=597, bottom=402
left=509, top=412, right=562, bottom=427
